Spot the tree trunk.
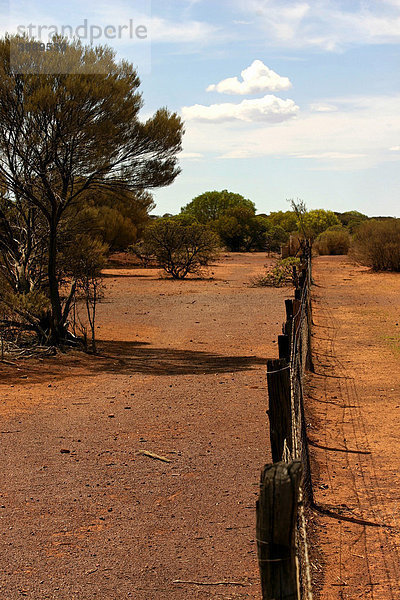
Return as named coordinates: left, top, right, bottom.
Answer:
left=47, top=225, right=66, bottom=344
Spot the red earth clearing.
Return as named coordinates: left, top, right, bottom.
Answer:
left=0, top=253, right=284, bottom=600
left=1, top=253, right=399, bottom=600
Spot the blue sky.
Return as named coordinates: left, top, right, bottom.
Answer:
left=3, top=0, right=400, bottom=216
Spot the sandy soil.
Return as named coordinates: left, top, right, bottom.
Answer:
left=0, top=253, right=288, bottom=600
left=308, top=256, right=400, bottom=599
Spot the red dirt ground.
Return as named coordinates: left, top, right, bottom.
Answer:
left=308, top=256, right=400, bottom=599
left=2, top=253, right=399, bottom=600
left=0, top=253, right=288, bottom=600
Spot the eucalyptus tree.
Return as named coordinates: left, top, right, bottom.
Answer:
left=0, top=36, right=184, bottom=343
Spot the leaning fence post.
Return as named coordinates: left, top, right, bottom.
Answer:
left=267, top=359, right=292, bottom=462
left=257, top=461, right=302, bottom=600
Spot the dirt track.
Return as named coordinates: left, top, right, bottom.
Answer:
left=309, top=256, right=400, bottom=599
left=0, top=253, right=287, bottom=600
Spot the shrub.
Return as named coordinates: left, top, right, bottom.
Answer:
left=266, top=210, right=298, bottom=234
left=251, top=257, right=301, bottom=287
left=181, top=190, right=255, bottom=224
left=142, top=217, right=219, bottom=279
left=352, top=219, right=400, bottom=271
left=297, top=209, right=340, bottom=241
left=336, top=210, right=369, bottom=233
left=213, top=207, right=270, bottom=252
left=128, top=241, right=155, bottom=267
left=314, top=228, right=351, bottom=255
left=265, top=224, right=290, bottom=253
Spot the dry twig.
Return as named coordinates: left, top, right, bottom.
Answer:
left=172, top=580, right=248, bottom=587
left=138, top=450, right=171, bottom=463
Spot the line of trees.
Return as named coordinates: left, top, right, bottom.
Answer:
left=132, top=194, right=353, bottom=280
left=137, top=194, right=400, bottom=279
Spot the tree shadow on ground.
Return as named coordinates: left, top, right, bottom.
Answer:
left=93, top=340, right=268, bottom=376
left=0, top=340, right=270, bottom=385
left=102, top=272, right=155, bottom=279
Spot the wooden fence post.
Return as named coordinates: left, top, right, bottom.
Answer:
left=257, top=461, right=302, bottom=600
left=305, top=296, right=314, bottom=373
left=285, top=299, right=294, bottom=321
left=278, top=334, right=290, bottom=361
left=292, top=299, right=301, bottom=342
left=267, top=359, right=292, bottom=462
left=284, top=300, right=294, bottom=350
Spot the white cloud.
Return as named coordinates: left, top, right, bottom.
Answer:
left=294, top=152, right=366, bottom=159
left=149, top=17, right=219, bottom=43
left=181, top=94, right=400, bottom=170
left=3, top=1, right=219, bottom=46
left=182, top=94, right=299, bottom=123
left=235, top=0, right=400, bottom=50
left=206, top=60, right=292, bottom=95
left=310, top=103, right=338, bottom=113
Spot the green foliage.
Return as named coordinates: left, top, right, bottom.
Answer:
left=266, top=210, right=298, bottom=233
left=181, top=190, right=255, bottom=224
left=251, top=257, right=301, bottom=287
left=298, top=209, right=340, bottom=241
left=264, top=224, right=290, bottom=253
left=336, top=211, right=369, bottom=233
left=352, top=219, right=400, bottom=271
left=314, top=228, right=351, bottom=255
left=78, top=188, right=155, bottom=251
left=65, top=235, right=108, bottom=281
left=1, top=286, right=50, bottom=328
left=129, top=240, right=155, bottom=267
left=143, top=217, right=219, bottom=279
left=213, top=207, right=268, bottom=251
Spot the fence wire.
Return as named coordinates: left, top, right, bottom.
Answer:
left=289, top=254, right=313, bottom=600
left=263, top=251, right=314, bottom=600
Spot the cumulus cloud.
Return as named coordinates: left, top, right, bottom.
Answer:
left=310, top=103, right=338, bottom=112
left=206, top=60, right=292, bottom=95
left=182, top=95, right=299, bottom=123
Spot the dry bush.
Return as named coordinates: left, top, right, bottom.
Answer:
left=251, top=257, right=300, bottom=287
left=143, top=217, right=219, bottom=279
left=314, top=228, right=351, bottom=255
left=351, top=219, right=400, bottom=271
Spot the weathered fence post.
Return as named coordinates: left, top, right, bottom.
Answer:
left=284, top=300, right=294, bottom=347
left=285, top=299, right=294, bottom=321
left=305, top=295, right=314, bottom=373
left=292, top=298, right=301, bottom=343
left=267, top=359, right=292, bottom=462
left=278, top=334, right=290, bottom=361
left=257, top=461, right=302, bottom=600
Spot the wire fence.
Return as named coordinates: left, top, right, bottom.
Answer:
left=288, top=252, right=314, bottom=600
left=257, top=249, right=314, bottom=600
